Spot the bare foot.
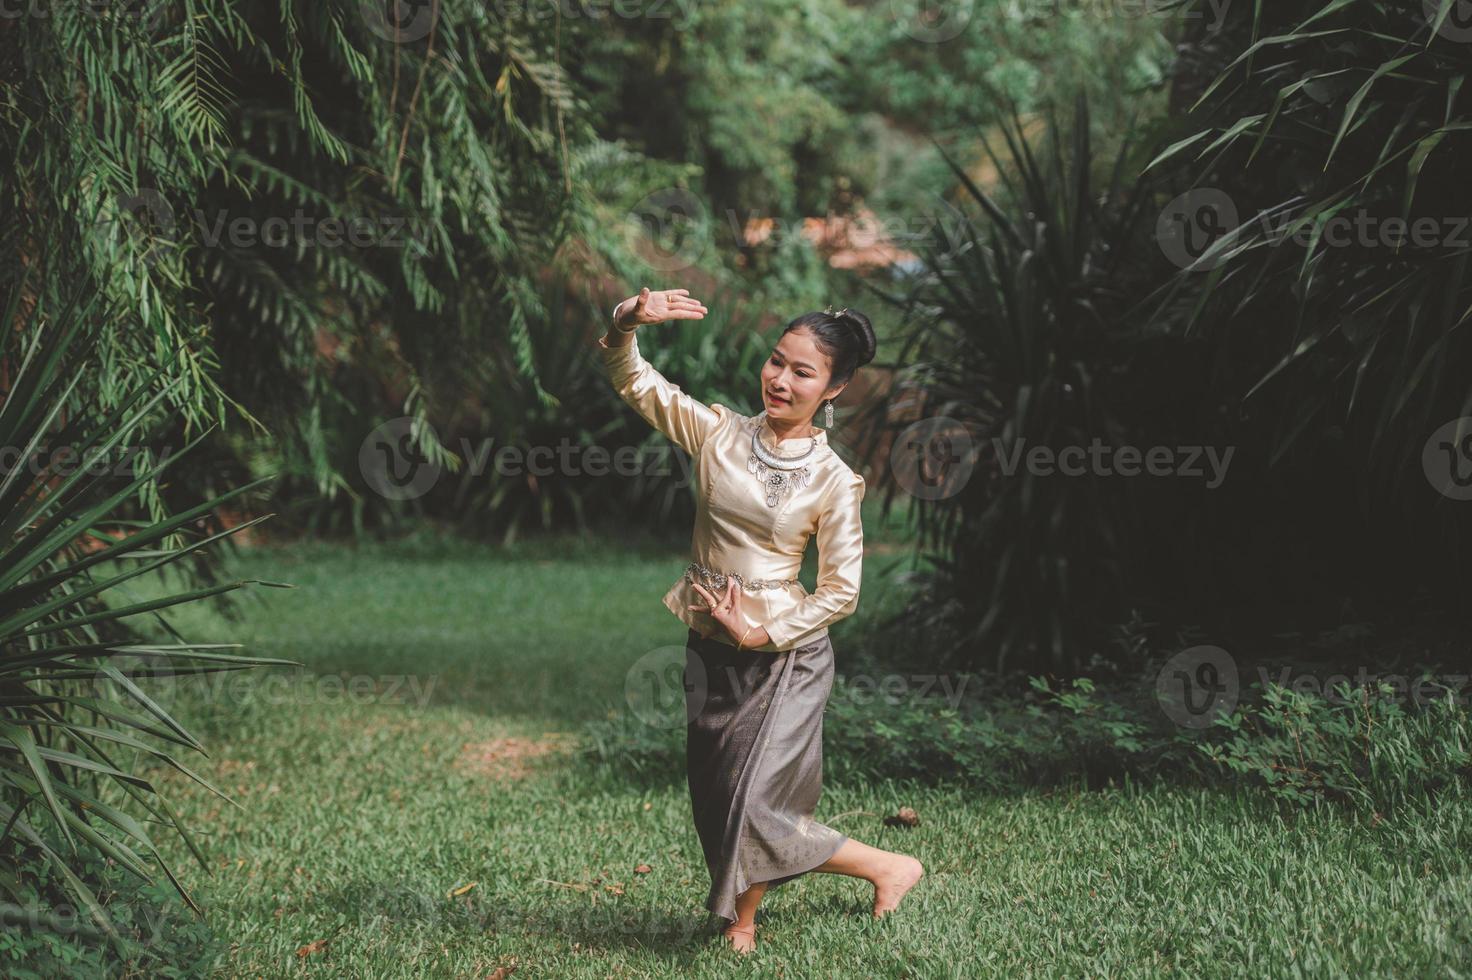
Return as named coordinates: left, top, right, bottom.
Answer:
left=872, top=854, right=924, bottom=918
left=722, top=922, right=757, bottom=953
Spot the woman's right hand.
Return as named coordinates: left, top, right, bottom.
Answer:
left=613, top=287, right=708, bottom=331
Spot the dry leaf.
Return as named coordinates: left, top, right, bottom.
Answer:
left=883, top=806, right=920, bottom=828
left=295, top=939, right=329, bottom=959
left=450, top=881, right=477, bottom=898
left=633, top=864, right=652, bottom=874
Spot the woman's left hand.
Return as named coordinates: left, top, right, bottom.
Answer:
left=687, top=579, right=751, bottom=646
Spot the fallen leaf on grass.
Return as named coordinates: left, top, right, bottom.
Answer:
left=634, top=864, right=652, bottom=874
left=883, top=807, right=920, bottom=828
left=450, top=881, right=478, bottom=898
left=296, top=939, right=329, bottom=958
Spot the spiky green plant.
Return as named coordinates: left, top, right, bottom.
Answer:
left=0, top=271, right=296, bottom=952
left=875, top=96, right=1161, bottom=674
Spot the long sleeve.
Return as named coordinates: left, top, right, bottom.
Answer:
left=762, top=472, right=865, bottom=650
left=596, top=330, right=724, bottom=457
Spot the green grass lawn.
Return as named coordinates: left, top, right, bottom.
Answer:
left=109, top=532, right=1472, bottom=977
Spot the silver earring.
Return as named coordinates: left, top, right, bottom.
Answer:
left=824, top=400, right=834, bottom=427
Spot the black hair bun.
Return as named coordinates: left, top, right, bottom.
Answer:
left=832, top=309, right=876, bottom=369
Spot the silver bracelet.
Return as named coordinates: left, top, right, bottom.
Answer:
left=612, top=301, right=637, bottom=334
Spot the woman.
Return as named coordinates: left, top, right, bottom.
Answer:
left=595, top=287, right=924, bottom=954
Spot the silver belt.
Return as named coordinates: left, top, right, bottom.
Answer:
left=684, top=560, right=799, bottom=592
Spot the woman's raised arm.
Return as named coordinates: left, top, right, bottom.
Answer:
left=595, top=287, right=725, bottom=457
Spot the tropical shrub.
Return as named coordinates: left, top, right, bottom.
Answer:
left=1201, top=675, right=1472, bottom=812
left=868, top=1, right=1472, bottom=675
left=1146, top=0, right=1472, bottom=602
left=0, top=1, right=608, bottom=517
left=871, top=96, right=1165, bottom=674
left=0, top=846, right=224, bottom=976
left=0, top=271, right=292, bottom=951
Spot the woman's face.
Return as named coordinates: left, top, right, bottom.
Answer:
left=760, top=328, right=844, bottom=427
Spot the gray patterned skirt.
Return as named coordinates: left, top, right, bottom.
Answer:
left=683, top=626, right=849, bottom=924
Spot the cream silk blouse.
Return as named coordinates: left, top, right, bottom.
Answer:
left=595, top=329, right=866, bottom=653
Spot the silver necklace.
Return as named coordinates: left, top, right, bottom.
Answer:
left=747, top=412, right=818, bottom=507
